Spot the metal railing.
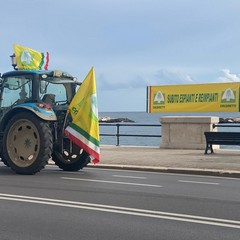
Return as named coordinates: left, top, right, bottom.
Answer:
left=99, top=122, right=240, bottom=147
left=99, top=123, right=161, bottom=146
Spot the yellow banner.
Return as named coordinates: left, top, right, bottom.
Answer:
left=13, top=44, right=49, bottom=70
left=147, top=82, right=240, bottom=113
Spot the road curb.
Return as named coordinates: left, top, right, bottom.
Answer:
left=87, top=164, right=240, bottom=178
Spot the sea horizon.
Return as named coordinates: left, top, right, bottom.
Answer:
left=99, top=111, right=240, bottom=123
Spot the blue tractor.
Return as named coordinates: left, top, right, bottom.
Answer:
left=0, top=69, right=90, bottom=174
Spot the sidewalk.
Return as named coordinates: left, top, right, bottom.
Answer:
left=88, top=145, right=240, bottom=178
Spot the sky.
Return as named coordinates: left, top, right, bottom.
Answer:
left=1, top=0, right=240, bottom=112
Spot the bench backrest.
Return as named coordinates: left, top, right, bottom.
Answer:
left=204, top=132, right=240, bottom=141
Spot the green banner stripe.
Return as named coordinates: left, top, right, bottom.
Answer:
left=239, top=86, right=240, bottom=112
left=69, top=122, right=100, bottom=147
left=39, top=53, right=44, bottom=69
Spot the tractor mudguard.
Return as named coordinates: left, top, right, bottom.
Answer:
left=13, top=103, right=57, bottom=121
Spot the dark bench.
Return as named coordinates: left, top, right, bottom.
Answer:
left=204, top=131, right=240, bottom=154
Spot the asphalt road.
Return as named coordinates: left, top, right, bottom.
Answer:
left=0, top=163, right=239, bottom=240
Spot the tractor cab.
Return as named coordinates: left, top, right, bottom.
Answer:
left=0, top=70, right=78, bottom=107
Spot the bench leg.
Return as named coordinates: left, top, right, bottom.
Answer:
left=205, top=143, right=214, bottom=154
left=204, top=143, right=209, bottom=154
left=210, top=144, right=214, bottom=153
left=204, top=145, right=208, bottom=154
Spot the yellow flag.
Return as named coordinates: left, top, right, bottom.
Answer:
left=64, top=67, right=100, bottom=163
left=13, top=44, right=49, bottom=70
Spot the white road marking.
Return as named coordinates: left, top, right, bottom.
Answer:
left=112, top=175, right=147, bottom=179
left=85, top=167, right=240, bottom=181
left=178, top=180, right=219, bottom=185
left=61, top=177, right=162, bottom=188
left=0, top=193, right=239, bottom=229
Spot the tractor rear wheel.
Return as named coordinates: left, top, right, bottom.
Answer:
left=2, top=112, right=53, bottom=174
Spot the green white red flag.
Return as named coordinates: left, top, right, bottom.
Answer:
left=13, top=44, right=49, bottom=70
left=64, top=67, right=100, bottom=163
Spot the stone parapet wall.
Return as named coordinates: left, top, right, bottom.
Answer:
left=160, top=116, right=219, bottom=149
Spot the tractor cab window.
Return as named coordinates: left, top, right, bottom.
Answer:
left=0, top=76, right=32, bottom=107
left=40, top=80, right=68, bottom=105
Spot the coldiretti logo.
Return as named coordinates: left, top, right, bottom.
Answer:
left=221, top=88, right=236, bottom=103
left=153, top=91, right=165, bottom=104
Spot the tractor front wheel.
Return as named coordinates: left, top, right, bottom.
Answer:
left=52, top=145, right=90, bottom=171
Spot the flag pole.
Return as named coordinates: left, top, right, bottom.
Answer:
left=61, top=110, right=72, bottom=153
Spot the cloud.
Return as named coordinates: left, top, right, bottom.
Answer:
left=152, top=69, right=194, bottom=85
left=218, top=69, right=240, bottom=82
left=97, top=73, right=148, bottom=91
left=97, top=68, right=195, bottom=91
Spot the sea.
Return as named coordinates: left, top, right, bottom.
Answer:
left=99, top=111, right=240, bottom=148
